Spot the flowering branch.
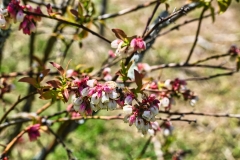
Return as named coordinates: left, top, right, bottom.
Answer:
left=23, top=10, right=111, bottom=43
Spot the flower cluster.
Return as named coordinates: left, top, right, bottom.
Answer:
left=72, top=77, right=119, bottom=116
left=148, top=78, right=198, bottom=110
left=111, top=37, right=146, bottom=55
left=1, top=0, right=43, bottom=34
left=123, top=94, right=161, bottom=135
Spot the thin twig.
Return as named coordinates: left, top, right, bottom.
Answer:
left=143, top=7, right=188, bottom=40
left=23, top=11, right=111, bottom=44
left=1, top=126, right=29, bottom=158
left=185, top=7, right=207, bottom=63
left=150, top=62, right=234, bottom=71
left=94, top=0, right=159, bottom=20
left=0, top=92, right=37, bottom=124
left=136, top=136, right=153, bottom=159
left=184, top=71, right=236, bottom=81
left=142, top=2, right=161, bottom=37
left=36, top=101, right=53, bottom=115
left=157, top=13, right=215, bottom=37
left=47, top=126, right=75, bottom=160
left=159, top=111, right=240, bottom=119
left=192, top=53, right=230, bottom=64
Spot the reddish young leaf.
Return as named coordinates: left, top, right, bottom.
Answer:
left=19, top=77, right=38, bottom=88
left=46, top=80, right=61, bottom=88
left=70, top=9, right=79, bottom=17
left=62, top=89, right=69, bottom=102
left=38, top=69, right=51, bottom=82
left=50, top=62, right=65, bottom=76
left=112, top=29, right=127, bottom=40
left=134, top=70, right=143, bottom=88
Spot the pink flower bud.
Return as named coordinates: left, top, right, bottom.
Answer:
left=130, top=38, right=146, bottom=53
left=27, top=124, right=41, bottom=141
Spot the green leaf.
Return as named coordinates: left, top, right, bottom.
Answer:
left=82, top=67, right=94, bottom=73
left=39, top=91, right=54, bottom=100
left=217, top=0, right=232, bottom=13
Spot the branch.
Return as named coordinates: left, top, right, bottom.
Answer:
left=150, top=62, right=234, bottom=71
left=184, top=71, right=236, bottom=81
left=0, top=92, right=37, bottom=124
left=157, top=13, right=215, bottom=37
left=185, top=7, right=207, bottom=63
left=47, top=126, right=75, bottom=160
left=93, top=0, right=159, bottom=20
left=142, top=2, right=161, bottom=37
left=23, top=11, right=111, bottom=44
left=159, top=111, right=240, bottom=119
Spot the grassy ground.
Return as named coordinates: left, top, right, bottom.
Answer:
left=1, top=0, right=240, bottom=159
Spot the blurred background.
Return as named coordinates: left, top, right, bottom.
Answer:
left=1, top=0, right=240, bottom=159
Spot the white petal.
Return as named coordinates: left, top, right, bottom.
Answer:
left=161, top=97, right=170, bottom=107
left=123, top=105, right=132, bottom=114
left=87, top=79, right=97, bottom=87
left=81, top=87, right=89, bottom=97
left=142, top=111, right=153, bottom=121
left=101, top=91, right=109, bottom=103
left=91, top=93, right=100, bottom=105
left=109, top=91, right=118, bottom=99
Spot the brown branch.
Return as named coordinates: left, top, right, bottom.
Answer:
left=192, top=53, right=230, bottom=64
left=150, top=62, right=234, bottom=71
left=142, top=2, right=161, bottom=37
left=94, top=0, right=159, bottom=21
left=184, top=71, right=236, bottom=81
left=23, top=11, right=111, bottom=44
left=36, top=101, right=53, bottom=115
left=159, top=111, right=240, bottom=119
left=47, top=126, right=75, bottom=160
left=0, top=92, right=37, bottom=124
left=1, top=126, right=29, bottom=158
left=143, top=7, right=189, bottom=40
left=185, top=7, right=207, bottom=63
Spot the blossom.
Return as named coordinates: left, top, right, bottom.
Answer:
left=19, top=16, right=36, bottom=35
left=7, top=0, right=23, bottom=22
left=27, top=124, right=41, bottom=141
left=142, top=110, right=153, bottom=121
left=137, top=63, right=151, bottom=72
left=130, top=38, right=146, bottom=53
left=111, top=39, right=134, bottom=55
